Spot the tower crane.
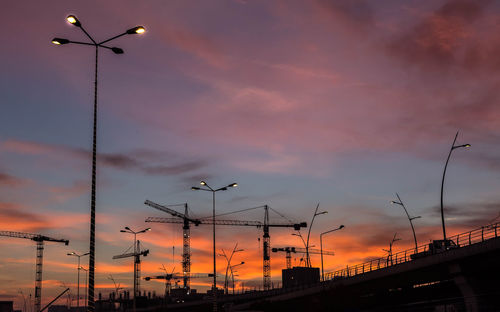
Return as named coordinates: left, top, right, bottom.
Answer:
left=272, top=246, right=334, bottom=269
left=0, top=231, right=69, bottom=312
left=112, top=240, right=149, bottom=300
left=144, top=200, right=200, bottom=292
left=145, top=202, right=307, bottom=291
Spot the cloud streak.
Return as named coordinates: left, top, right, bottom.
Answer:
left=2, top=139, right=210, bottom=177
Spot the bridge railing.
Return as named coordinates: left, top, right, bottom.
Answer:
left=324, top=222, right=500, bottom=281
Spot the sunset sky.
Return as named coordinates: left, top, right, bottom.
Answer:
left=2, top=0, right=500, bottom=308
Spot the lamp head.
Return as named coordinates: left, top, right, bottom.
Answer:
left=124, top=226, right=131, bottom=231
left=200, top=181, right=206, bottom=186
left=111, top=47, right=124, bottom=54
left=66, top=15, right=81, bottom=27
left=52, top=38, right=70, bottom=45
left=339, top=225, right=345, bottom=229
left=67, top=252, right=75, bottom=256
left=229, top=183, right=238, bottom=188
left=120, top=230, right=127, bottom=233
left=192, top=186, right=200, bottom=190
left=126, top=26, right=146, bottom=34
left=465, top=144, right=471, bottom=148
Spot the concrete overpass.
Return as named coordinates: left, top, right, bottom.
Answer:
left=231, top=223, right=500, bottom=311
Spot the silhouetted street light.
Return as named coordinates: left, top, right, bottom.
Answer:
left=79, top=266, right=89, bottom=307
left=192, top=181, right=237, bottom=311
left=229, top=262, right=245, bottom=295
left=320, top=225, right=344, bottom=281
left=120, top=227, right=150, bottom=311
left=391, top=193, right=421, bottom=253
left=440, top=132, right=470, bottom=244
left=384, top=233, right=401, bottom=266
left=67, top=252, right=89, bottom=309
left=218, top=243, right=244, bottom=295
left=306, top=204, right=327, bottom=267
left=52, top=15, right=144, bottom=312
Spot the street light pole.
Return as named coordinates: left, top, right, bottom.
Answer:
left=67, top=252, right=89, bottom=309
left=52, top=16, right=145, bottom=312
left=440, top=132, right=470, bottom=244
left=306, top=204, right=327, bottom=267
left=291, top=232, right=307, bottom=266
left=218, top=244, right=244, bottom=294
left=192, top=181, right=237, bottom=312
left=79, top=266, right=89, bottom=308
left=391, top=193, right=421, bottom=253
left=320, top=225, right=344, bottom=281
left=120, top=227, right=151, bottom=312
left=229, top=262, right=244, bottom=294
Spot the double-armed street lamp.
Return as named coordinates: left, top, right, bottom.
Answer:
left=218, top=244, right=244, bottom=295
left=440, top=132, right=470, bottom=244
left=291, top=232, right=308, bottom=266
left=192, top=181, right=237, bottom=311
left=67, top=252, right=90, bottom=309
left=391, top=193, right=421, bottom=253
left=305, top=204, right=327, bottom=267
left=120, top=227, right=151, bottom=311
left=52, top=15, right=145, bottom=312
left=320, top=225, right=344, bottom=281
left=229, top=262, right=245, bottom=294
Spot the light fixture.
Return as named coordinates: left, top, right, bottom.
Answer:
left=126, top=26, right=146, bottom=35
left=66, top=15, right=81, bottom=27
left=51, top=38, right=70, bottom=45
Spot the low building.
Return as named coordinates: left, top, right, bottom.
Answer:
left=282, top=267, right=320, bottom=288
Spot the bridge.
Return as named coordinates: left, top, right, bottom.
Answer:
left=231, top=222, right=500, bottom=311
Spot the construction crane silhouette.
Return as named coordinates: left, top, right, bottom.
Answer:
left=112, top=240, right=149, bottom=303
left=144, top=200, right=199, bottom=292
left=0, top=231, right=69, bottom=312
left=145, top=201, right=307, bottom=290
left=272, top=246, right=334, bottom=269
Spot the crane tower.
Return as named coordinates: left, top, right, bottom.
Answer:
left=0, top=231, right=69, bottom=312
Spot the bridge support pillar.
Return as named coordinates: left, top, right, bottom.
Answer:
left=449, top=263, right=478, bottom=312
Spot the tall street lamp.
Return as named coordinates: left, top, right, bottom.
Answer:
left=320, top=225, right=344, bottom=281
left=229, top=262, right=245, bottom=294
left=67, top=252, right=89, bottom=309
left=306, top=204, right=327, bottom=267
left=52, top=15, right=145, bottom=312
left=192, top=181, right=237, bottom=312
left=383, top=233, right=401, bottom=266
left=391, top=193, right=421, bottom=253
left=120, top=227, right=151, bottom=311
left=291, top=232, right=307, bottom=266
left=79, top=266, right=89, bottom=308
left=218, top=243, right=244, bottom=295
left=440, top=132, right=470, bottom=244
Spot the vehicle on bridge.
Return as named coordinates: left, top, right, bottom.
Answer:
left=411, top=239, right=459, bottom=260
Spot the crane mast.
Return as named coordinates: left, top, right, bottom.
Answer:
left=112, top=241, right=149, bottom=300
left=182, top=204, right=191, bottom=291
left=263, top=206, right=271, bottom=290
left=0, top=231, right=69, bottom=312
left=144, top=200, right=198, bottom=292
